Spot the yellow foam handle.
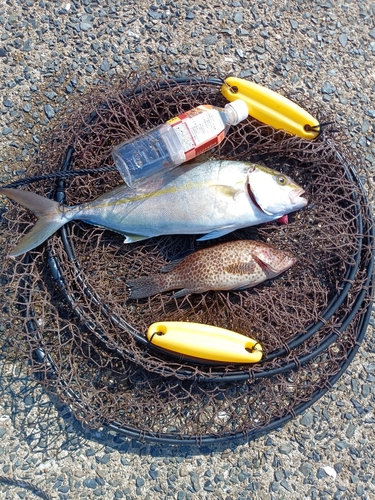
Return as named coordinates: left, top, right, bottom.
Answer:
left=147, top=321, right=262, bottom=364
left=222, top=76, right=320, bottom=140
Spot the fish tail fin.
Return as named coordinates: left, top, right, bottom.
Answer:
left=0, top=187, right=65, bottom=258
left=127, top=275, right=166, bottom=300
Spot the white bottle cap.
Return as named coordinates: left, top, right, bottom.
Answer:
left=224, top=99, right=249, bottom=125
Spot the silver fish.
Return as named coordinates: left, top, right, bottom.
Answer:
left=0, top=160, right=307, bottom=258
left=127, top=240, right=297, bottom=299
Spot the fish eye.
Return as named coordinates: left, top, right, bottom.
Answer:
left=277, top=175, right=287, bottom=185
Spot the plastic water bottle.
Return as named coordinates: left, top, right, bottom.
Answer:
left=112, top=99, right=248, bottom=187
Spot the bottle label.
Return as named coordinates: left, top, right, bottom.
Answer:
left=168, top=106, right=225, bottom=161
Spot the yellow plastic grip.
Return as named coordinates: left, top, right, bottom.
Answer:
left=222, top=76, right=320, bottom=140
left=147, top=321, right=263, bottom=364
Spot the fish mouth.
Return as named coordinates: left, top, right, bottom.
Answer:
left=290, top=188, right=307, bottom=206
left=270, top=254, right=298, bottom=273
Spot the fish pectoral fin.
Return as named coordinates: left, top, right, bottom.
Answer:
left=224, top=261, right=258, bottom=275
left=123, top=233, right=151, bottom=243
left=233, top=284, right=253, bottom=291
left=196, top=226, right=236, bottom=242
left=211, top=185, right=242, bottom=199
left=172, top=287, right=207, bottom=298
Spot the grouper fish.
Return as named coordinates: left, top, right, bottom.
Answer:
left=0, top=160, right=307, bottom=258
left=127, top=239, right=297, bottom=299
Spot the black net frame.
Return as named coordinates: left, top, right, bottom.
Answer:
left=1, top=76, right=373, bottom=444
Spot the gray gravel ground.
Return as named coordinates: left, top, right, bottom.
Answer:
left=0, top=0, right=375, bottom=499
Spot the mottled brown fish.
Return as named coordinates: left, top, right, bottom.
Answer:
left=127, top=240, right=297, bottom=299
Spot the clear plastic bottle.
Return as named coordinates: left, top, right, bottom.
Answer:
left=112, top=99, right=248, bottom=187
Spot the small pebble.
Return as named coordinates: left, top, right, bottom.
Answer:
left=83, top=479, right=97, bottom=489
left=290, top=19, right=298, bottom=29
left=299, top=463, right=313, bottom=477
left=280, top=479, right=291, bottom=492
left=80, top=14, right=93, bottom=31
left=339, top=33, right=348, bottom=47
left=100, top=59, right=110, bottom=71
left=233, top=12, right=243, bottom=24
left=278, top=444, right=292, bottom=455
left=44, top=104, right=55, bottom=119
left=190, top=472, right=201, bottom=492
left=317, top=468, right=327, bottom=479
left=321, top=81, right=336, bottom=94
left=202, top=34, right=217, bottom=46
left=300, top=411, right=314, bottom=426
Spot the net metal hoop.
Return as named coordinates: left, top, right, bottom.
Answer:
left=2, top=77, right=374, bottom=444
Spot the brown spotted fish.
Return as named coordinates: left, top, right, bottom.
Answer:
left=127, top=240, right=297, bottom=299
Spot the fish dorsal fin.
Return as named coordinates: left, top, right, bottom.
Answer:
left=159, top=257, right=186, bottom=273
left=183, top=153, right=215, bottom=167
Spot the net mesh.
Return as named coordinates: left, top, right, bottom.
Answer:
left=1, top=77, right=373, bottom=442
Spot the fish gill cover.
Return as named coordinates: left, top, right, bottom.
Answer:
left=0, top=76, right=373, bottom=443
